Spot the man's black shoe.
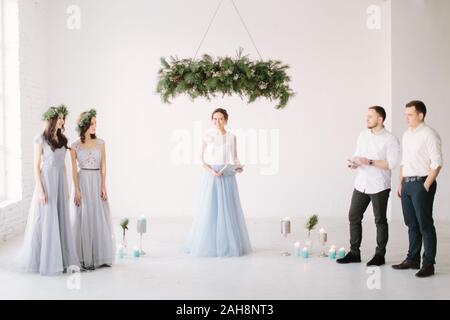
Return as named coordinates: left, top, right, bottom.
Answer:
left=366, top=254, right=385, bottom=266
left=415, top=265, right=435, bottom=278
left=392, top=259, right=420, bottom=270
left=336, top=252, right=361, bottom=264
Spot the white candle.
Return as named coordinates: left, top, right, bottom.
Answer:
left=319, top=228, right=327, bottom=242
left=281, top=217, right=291, bottom=235
left=294, top=242, right=301, bottom=256
left=137, top=215, right=147, bottom=234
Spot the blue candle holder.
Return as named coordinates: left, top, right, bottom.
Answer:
left=117, top=246, right=125, bottom=259
left=132, top=248, right=140, bottom=258
left=338, top=248, right=346, bottom=259
left=302, top=249, right=309, bottom=259
left=329, top=250, right=336, bottom=260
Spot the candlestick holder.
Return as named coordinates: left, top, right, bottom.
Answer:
left=137, top=215, right=147, bottom=255
left=281, top=217, right=291, bottom=256
left=319, top=230, right=328, bottom=257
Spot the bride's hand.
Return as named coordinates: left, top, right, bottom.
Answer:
left=39, top=191, right=47, bottom=205
left=212, top=170, right=222, bottom=177
left=101, top=186, right=108, bottom=201
left=74, top=189, right=81, bottom=206
left=235, top=166, right=244, bottom=173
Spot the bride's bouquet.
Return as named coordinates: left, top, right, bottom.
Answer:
left=218, top=164, right=245, bottom=176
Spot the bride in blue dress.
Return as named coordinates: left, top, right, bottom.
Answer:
left=183, top=108, right=252, bottom=257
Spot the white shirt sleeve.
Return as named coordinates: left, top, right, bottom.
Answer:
left=386, top=135, right=401, bottom=170
left=427, top=129, right=443, bottom=170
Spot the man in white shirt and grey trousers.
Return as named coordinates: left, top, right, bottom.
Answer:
left=337, top=106, right=400, bottom=266
left=392, top=100, right=443, bottom=278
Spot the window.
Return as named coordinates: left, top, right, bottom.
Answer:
left=1, top=0, right=7, bottom=202
left=0, top=0, right=20, bottom=203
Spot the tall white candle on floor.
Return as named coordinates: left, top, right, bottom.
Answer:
left=319, top=228, right=327, bottom=242
left=280, top=217, right=292, bottom=256
left=137, top=215, right=147, bottom=234
left=281, top=217, right=291, bottom=236
left=319, top=228, right=328, bottom=257
left=137, top=215, right=147, bottom=255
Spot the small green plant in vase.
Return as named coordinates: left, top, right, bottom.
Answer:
left=120, top=218, right=129, bottom=253
left=305, top=214, right=319, bottom=254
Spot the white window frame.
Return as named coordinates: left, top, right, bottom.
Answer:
left=0, top=0, right=7, bottom=202
left=0, top=0, right=20, bottom=205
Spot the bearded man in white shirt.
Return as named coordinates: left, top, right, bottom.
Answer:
left=337, top=106, right=400, bottom=266
left=392, top=100, right=443, bottom=278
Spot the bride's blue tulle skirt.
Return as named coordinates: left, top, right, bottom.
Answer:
left=182, top=165, right=252, bottom=257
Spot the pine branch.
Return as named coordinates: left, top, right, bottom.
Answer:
left=156, top=49, right=295, bottom=109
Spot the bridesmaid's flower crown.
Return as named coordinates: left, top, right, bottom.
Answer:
left=76, top=109, right=97, bottom=132
left=42, top=105, right=69, bottom=121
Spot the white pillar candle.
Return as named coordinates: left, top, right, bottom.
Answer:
left=281, top=217, right=291, bottom=235
left=137, top=215, right=147, bottom=234
left=319, top=228, right=327, bottom=242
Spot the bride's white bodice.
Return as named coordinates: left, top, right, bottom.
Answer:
left=201, top=130, right=240, bottom=165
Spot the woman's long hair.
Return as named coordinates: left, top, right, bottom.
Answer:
left=42, top=117, right=70, bottom=151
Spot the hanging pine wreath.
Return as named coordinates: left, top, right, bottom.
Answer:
left=156, top=49, right=294, bottom=109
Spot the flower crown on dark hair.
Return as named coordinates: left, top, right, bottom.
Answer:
left=42, top=105, right=69, bottom=121
left=76, top=109, right=97, bottom=132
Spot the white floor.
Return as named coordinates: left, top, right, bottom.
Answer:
left=1, top=217, right=450, bottom=300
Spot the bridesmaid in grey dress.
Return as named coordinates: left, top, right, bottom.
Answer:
left=70, top=109, right=115, bottom=270
left=18, top=105, right=80, bottom=276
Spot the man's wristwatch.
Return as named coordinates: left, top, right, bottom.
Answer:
left=369, top=159, right=374, bottom=166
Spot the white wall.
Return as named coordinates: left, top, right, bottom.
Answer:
left=3, top=0, right=449, bottom=243
left=391, top=0, right=450, bottom=220
left=0, top=0, right=49, bottom=241
left=46, top=0, right=388, bottom=219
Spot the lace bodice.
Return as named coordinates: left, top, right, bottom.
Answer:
left=34, top=134, right=67, bottom=169
left=70, top=138, right=105, bottom=169
left=201, top=130, right=240, bottom=165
